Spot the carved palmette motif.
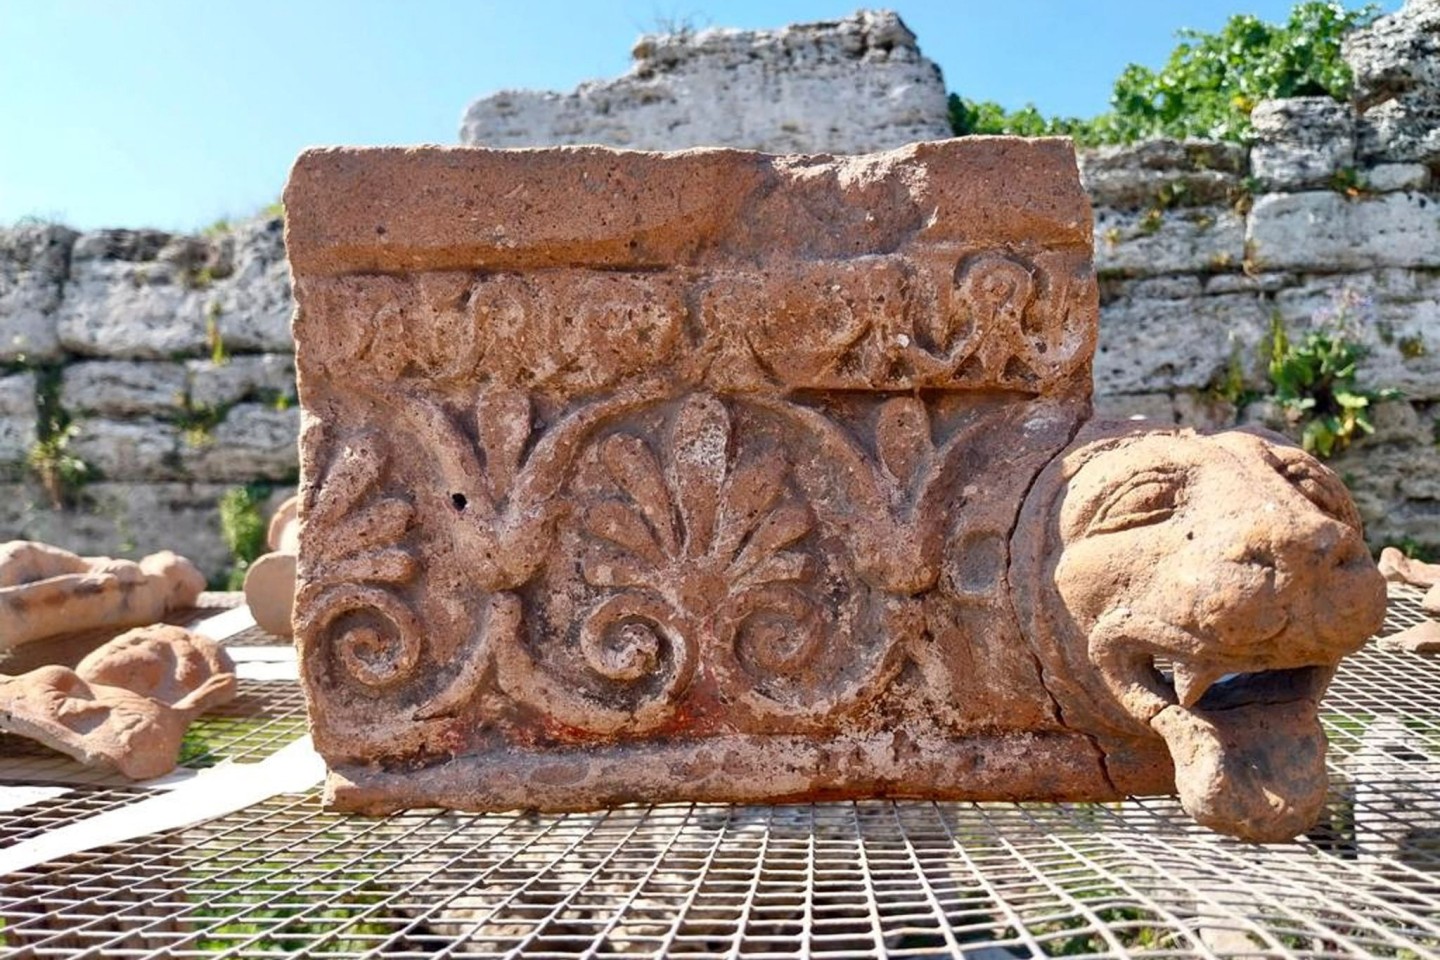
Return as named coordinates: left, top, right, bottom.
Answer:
left=298, top=390, right=940, bottom=740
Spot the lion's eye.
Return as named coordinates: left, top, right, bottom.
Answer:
left=1088, top=473, right=1181, bottom=536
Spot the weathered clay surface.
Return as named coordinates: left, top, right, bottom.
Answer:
left=244, top=494, right=299, bottom=637
left=1377, top=620, right=1440, bottom=653
left=76, top=623, right=237, bottom=709
left=0, top=625, right=236, bottom=778
left=1378, top=545, right=1440, bottom=587
left=284, top=141, right=1386, bottom=841
left=1012, top=423, right=1386, bottom=840
left=0, top=541, right=205, bottom=650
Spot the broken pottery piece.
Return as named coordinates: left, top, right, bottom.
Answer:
left=76, top=623, right=238, bottom=710
left=1426, top=584, right=1440, bottom=617
left=0, top=625, right=237, bottom=778
left=0, top=541, right=205, bottom=651
left=1376, top=621, right=1440, bottom=654
left=243, top=494, right=300, bottom=637
left=1377, top=546, right=1440, bottom=588
left=283, top=141, right=1386, bottom=842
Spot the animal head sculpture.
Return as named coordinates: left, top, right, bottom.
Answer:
left=1015, top=423, right=1387, bottom=841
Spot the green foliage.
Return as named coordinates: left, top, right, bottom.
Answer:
left=178, top=401, right=227, bottom=448
left=1208, top=336, right=1261, bottom=410
left=187, top=849, right=392, bottom=954
left=949, top=2, right=1380, bottom=144
left=1330, top=166, right=1370, bottom=197
left=1101, top=1, right=1379, bottom=142
left=27, top=425, right=89, bottom=510
left=947, top=94, right=1096, bottom=141
left=206, top=301, right=228, bottom=365
left=25, top=365, right=90, bottom=508
left=218, top=484, right=270, bottom=590
left=1267, top=289, right=1398, bottom=458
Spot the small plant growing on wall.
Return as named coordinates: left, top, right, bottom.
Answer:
left=218, top=483, right=269, bottom=590
left=25, top=365, right=91, bottom=508
left=27, top=424, right=89, bottom=509
left=1268, top=288, right=1398, bottom=458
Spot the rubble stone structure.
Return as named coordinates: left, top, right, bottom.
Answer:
left=0, top=2, right=1436, bottom=576
left=284, top=141, right=1384, bottom=841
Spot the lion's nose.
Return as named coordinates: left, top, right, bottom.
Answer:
left=1227, top=513, right=1367, bottom=578
left=1303, top=517, right=1373, bottom=576
left=1273, top=510, right=1387, bottom=645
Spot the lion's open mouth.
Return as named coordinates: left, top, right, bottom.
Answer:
left=1161, top=663, right=1331, bottom=711
left=1147, top=659, right=1335, bottom=843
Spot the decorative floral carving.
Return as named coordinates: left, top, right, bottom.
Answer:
left=295, top=432, right=421, bottom=692
left=581, top=395, right=813, bottom=609
left=564, top=394, right=905, bottom=723
left=903, top=251, right=1096, bottom=390
left=400, top=385, right=667, bottom=593
left=306, top=585, right=422, bottom=689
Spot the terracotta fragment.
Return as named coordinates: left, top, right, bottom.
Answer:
left=243, top=494, right=300, bottom=637
left=0, top=625, right=237, bottom=778
left=1377, top=546, right=1440, bottom=588
left=0, top=541, right=205, bottom=651
left=1376, top=620, right=1440, bottom=654
left=283, top=141, right=1386, bottom=842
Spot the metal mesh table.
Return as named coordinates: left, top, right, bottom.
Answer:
left=2, top=588, right=1438, bottom=958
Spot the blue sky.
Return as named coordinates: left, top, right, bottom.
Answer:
left=0, top=1, right=1399, bottom=232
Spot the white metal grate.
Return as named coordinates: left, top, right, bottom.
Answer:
left=1, top=587, right=1438, bottom=958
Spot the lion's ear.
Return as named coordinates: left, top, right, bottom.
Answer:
left=1272, top=451, right=1364, bottom=531
left=1227, top=423, right=1298, bottom=448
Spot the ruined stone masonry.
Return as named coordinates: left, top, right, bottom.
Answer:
left=0, top=2, right=1436, bottom=574
left=284, top=141, right=1385, bottom=841
left=460, top=11, right=953, bottom=155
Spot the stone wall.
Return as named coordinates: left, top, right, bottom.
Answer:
left=1, top=2, right=1436, bottom=573
left=460, top=10, right=953, bottom=154
left=1087, top=0, right=1440, bottom=551
left=0, top=217, right=298, bottom=579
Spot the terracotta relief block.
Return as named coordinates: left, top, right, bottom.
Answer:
left=284, top=141, right=1386, bottom=841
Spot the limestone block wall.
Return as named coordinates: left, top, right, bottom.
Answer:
left=0, top=2, right=1436, bottom=573
left=460, top=10, right=953, bottom=154
left=1087, top=0, right=1440, bottom=551
left=0, top=217, right=299, bottom=579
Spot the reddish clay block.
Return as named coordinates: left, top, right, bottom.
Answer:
left=284, top=141, right=1385, bottom=841
left=1379, top=546, right=1440, bottom=588
left=1377, top=620, right=1440, bottom=654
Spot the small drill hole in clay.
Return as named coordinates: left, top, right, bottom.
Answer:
left=451, top=493, right=467, bottom=511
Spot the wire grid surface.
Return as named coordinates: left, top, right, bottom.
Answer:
left=0, top=589, right=1438, bottom=959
